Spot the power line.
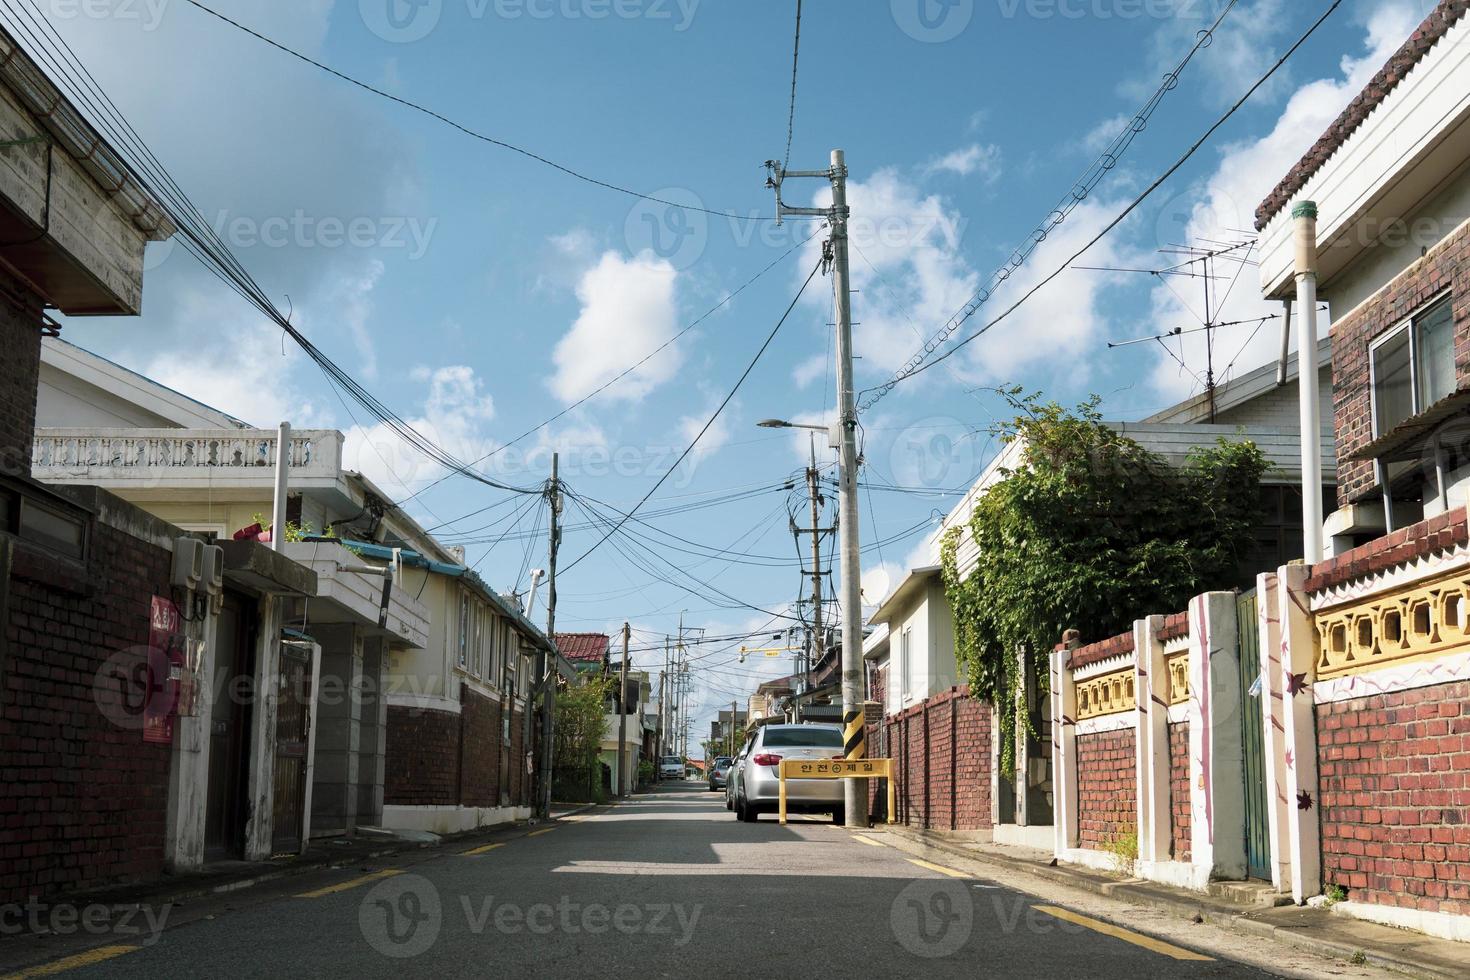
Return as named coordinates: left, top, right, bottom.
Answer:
left=560, top=255, right=825, bottom=576
left=395, top=227, right=823, bottom=511
left=181, top=0, right=769, bottom=221
left=862, top=0, right=1344, bottom=399
left=2, top=2, right=542, bottom=500
left=858, top=0, right=1243, bottom=411
left=782, top=0, right=802, bottom=173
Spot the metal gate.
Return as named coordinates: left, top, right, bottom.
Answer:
left=271, top=640, right=313, bottom=855
left=1236, top=590, right=1271, bottom=881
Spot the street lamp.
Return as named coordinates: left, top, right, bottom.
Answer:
left=756, top=418, right=838, bottom=447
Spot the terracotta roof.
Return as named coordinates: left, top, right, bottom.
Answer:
left=553, top=632, right=610, bottom=664
left=1255, top=1, right=1470, bottom=230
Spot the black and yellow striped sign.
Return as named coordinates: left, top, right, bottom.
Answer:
left=843, top=708, right=866, bottom=760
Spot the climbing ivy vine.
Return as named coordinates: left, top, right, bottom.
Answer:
left=941, top=391, right=1268, bottom=774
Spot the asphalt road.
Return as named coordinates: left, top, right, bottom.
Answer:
left=9, top=783, right=1351, bottom=978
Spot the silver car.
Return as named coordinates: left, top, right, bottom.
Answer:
left=725, top=739, right=751, bottom=810
left=731, top=724, right=846, bottom=823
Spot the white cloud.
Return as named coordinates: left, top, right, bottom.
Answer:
left=791, top=353, right=828, bottom=390
left=1079, top=113, right=1134, bottom=155
left=1145, top=1, right=1424, bottom=399
left=799, top=168, right=979, bottom=380
left=924, top=143, right=1002, bottom=182
left=328, top=259, right=385, bottom=382
left=341, top=365, right=499, bottom=497
left=548, top=250, right=681, bottom=404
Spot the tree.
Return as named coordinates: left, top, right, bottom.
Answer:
left=552, top=675, right=610, bottom=774
left=941, top=391, right=1268, bottom=772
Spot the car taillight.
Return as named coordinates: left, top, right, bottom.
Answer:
left=752, top=752, right=783, bottom=767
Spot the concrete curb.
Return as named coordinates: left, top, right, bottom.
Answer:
left=877, top=827, right=1457, bottom=980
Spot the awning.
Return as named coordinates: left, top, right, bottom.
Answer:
left=1343, top=389, right=1470, bottom=464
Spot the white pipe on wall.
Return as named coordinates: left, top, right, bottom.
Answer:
left=271, top=421, right=290, bottom=551
left=1292, top=203, right=1324, bottom=563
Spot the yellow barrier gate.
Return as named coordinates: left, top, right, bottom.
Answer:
left=777, top=758, right=895, bottom=825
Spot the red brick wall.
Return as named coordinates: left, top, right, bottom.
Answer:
left=507, top=704, right=528, bottom=806
left=1076, top=728, right=1137, bottom=851
left=386, top=690, right=532, bottom=810
left=0, top=291, right=40, bottom=478
left=0, top=509, right=174, bottom=904
left=1316, top=681, right=1470, bottom=916
left=458, top=683, right=503, bottom=808
left=885, top=687, right=992, bottom=831
left=1328, top=220, right=1470, bottom=508
left=1168, top=721, right=1192, bottom=861
left=385, top=705, right=460, bottom=806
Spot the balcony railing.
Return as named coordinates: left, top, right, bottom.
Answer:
left=31, top=428, right=342, bottom=486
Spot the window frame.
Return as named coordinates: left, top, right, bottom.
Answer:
left=457, top=592, right=469, bottom=670
left=1370, top=291, right=1454, bottom=439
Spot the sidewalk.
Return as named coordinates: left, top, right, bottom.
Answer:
left=873, top=825, right=1467, bottom=980
left=1, top=808, right=596, bottom=935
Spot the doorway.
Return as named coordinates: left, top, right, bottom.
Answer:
left=206, top=593, right=256, bottom=860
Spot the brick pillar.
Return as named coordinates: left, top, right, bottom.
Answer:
left=1188, top=591, right=1246, bottom=883
left=1277, top=564, right=1322, bottom=902
left=1051, top=630, right=1080, bottom=855
left=1136, top=614, right=1170, bottom=866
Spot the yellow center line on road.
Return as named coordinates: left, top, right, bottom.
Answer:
left=1, top=945, right=139, bottom=978
left=906, top=858, right=969, bottom=879
left=296, top=868, right=403, bottom=899
left=527, top=828, right=555, bottom=837
left=460, top=842, right=505, bottom=856
left=1032, top=906, right=1214, bottom=961
left=851, top=834, right=887, bottom=847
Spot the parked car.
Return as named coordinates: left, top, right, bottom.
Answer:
left=708, top=756, right=732, bottom=791
left=731, top=724, right=846, bottom=823
left=726, top=738, right=752, bottom=810
left=659, top=756, right=684, bottom=780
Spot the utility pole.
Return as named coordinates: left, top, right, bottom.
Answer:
left=767, top=148, right=866, bottom=826
left=729, top=700, right=737, bottom=757
left=803, top=433, right=824, bottom=724
left=657, top=668, right=666, bottom=765
left=618, top=621, right=630, bottom=796
left=829, top=149, right=867, bottom=828
left=661, top=635, right=671, bottom=760
left=534, top=453, right=560, bottom=819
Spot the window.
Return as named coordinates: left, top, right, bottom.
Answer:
left=457, top=593, right=469, bottom=669
left=760, top=726, right=844, bottom=748
left=900, top=627, right=916, bottom=703
left=472, top=603, right=484, bottom=676
left=1372, top=295, right=1455, bottom=435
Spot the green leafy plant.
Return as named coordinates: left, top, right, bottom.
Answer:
left=1101, top=824, right=1139, bottom=874
left=1325, top=883, right=1348, bottom=906
left=941, top=391, right=1268, bottom=773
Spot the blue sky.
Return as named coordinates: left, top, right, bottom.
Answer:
left=36, top=0, right=1435, bottom=746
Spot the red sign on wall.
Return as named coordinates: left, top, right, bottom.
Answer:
left=143, top=596, right=184, bottom=745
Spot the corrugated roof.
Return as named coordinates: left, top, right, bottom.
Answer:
left=554, top=632, right=610, bottom=664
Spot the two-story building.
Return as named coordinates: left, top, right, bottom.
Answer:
left=1250, top=0, right=1470, bottom=941
left=31, top=337, right=556, bottom=839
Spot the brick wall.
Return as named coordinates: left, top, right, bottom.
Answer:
left=1076, top=728, right=1137, bottom=851
left=1329, top=220, right=1470, bottom=508
left=1316, top=681, right=1470, bottom=916
left=457, top=683, right=503, bottom=808
left=385, top=705, right=460, bottom=806
left=1168, top=721, right=1192, bottom=861
left=884, top=687, right=992, bottom=831
left=507, top=704, right=527, bottom=806
left=0, top=502, right=174, bottom=904
left=1306, top=508, right=1467, bottom=593
left=0, top=292, right=41, bottom=477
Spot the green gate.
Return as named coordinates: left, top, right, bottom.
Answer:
left=1237, top=589, right=1271, bottom=881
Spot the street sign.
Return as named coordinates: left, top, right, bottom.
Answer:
left=777, top=758, right=895, bottom=825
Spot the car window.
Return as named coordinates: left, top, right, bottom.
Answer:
left=759, top=726, right=844, bottom=748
